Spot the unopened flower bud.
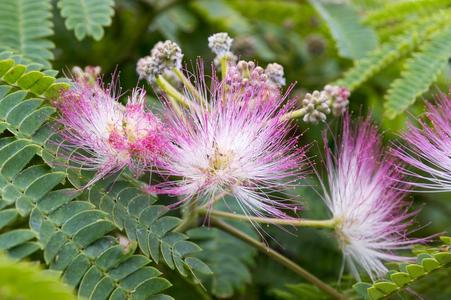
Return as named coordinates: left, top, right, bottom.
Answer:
left=324, top=85, right=350, bottom=116
left=72, top=65, right=101, bottom=86
left=208, top=32, right=233, bottom=56
left=209, top=33, right=237, bottom=67
left=301, top=90, right=331, bottom=124
left=151, top=40, right=183, bottom=70
left=265, top=63, right=286, bottom=87
left=136, top=56, right=154, bottom=80
left=136, top=40, right=183, bottom=84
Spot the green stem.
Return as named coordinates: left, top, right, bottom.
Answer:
left=220, top=56, right=229, bottom=80
left=174, top=197, right=199, bottom=233
left=156, top=75, right=191, bottom=110
left=172, top=68, right=207, bottom=106
left=210, top=218, right=348, bottom=300
left=199, top=209, right=336, bottom=229
left=281, top=108, right=306, bottom=121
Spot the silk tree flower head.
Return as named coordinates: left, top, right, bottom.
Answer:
left=208, top=32, right=237, bottom=67
left=295, top=85, right=350, bottom=124
left=151, top=65, right=307, bottom=219
left=136, top=40, right=183, bottom=84
left=56, top=76, right=166, bottom=186
left=224, top=60, right=286, bottom=101
left=394, top=94, right=451, bottom=192
left=323, top=84, right=350, bottom=117
left=319, top=116, right=426, bottom=280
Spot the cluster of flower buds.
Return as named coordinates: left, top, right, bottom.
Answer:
left=324, top=84, right=350, bottom=116
left=265, top=63, right=286, bottom=88
left=71, top=65, right=101, bottom=86
left=208, top=32, right=237, bottom=66
left=298, top=90, right=331, bottom=124
left=136, top=40, right=183, bottom=84
left=225, top=60, right=286, bottom=97
left=297, top=85, right=350, bottom=124
left=135, top=33, right=349, bottom=127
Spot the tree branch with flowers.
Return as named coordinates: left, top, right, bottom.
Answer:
left=36, top=31, right=449, bottom=300
left=1, top=1, right=451, bottom=299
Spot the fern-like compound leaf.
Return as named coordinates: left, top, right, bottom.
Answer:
left=364, top=0, right=451, bottom=27
left=82, top=179, right=212, bottom=279
left=58, top=0, right=115, bottom=41
left=309, top=0, right=378, bottom=59
left=353, top=236, right=451, bottom=300
left=0, top=0, right=54, bottom=68
left=384, top=26, right=451, bottom=119
left=335, top=11, right=450, bottom=89
left=187, top=224, right=257, bottom=298
left=0, top=54, right=174, bottom=300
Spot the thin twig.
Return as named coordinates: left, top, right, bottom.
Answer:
left=199, top=208, right=336, bottom=229
left=210, top=218, right=348, bottom=300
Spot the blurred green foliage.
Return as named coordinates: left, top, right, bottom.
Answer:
left=0, top=0, right=450, bottom=299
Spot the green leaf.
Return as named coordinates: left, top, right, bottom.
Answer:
left=17, top=71, right=45, bottom=89
left=0, top=0, right=54, bottom=67
left=335, top=31, right=420, bottom=90
left=132, top=278, right=172, bottom=299
left=440, top=236, right=451, bottom=245
left=0, top=253, right=76, bottom=300
left=187, top=224, right=257, bottom=298
left=373, top=281, right=398, bottom=294
left=0, top=209, right=18, bottom=229
left=3, top=65, right=27, bottom=84
left=0, top=59, right=15, bottom=77
left=0, top=229, right=35, bottom=250
left=367, top=287, right=385, bottom=300
left=384, top=26, right=451, bottom=118
left=309, top=0, right=378, bottom=59
left=184, top=256, right=213, bottom=275
left=364, top=0, right=451, bottom=27
left=0, top=52, right=173, bottom=300
left=58, top=0, right=115, bottom=41
left=434, top=252, right=451, bottom=265
left=390, top=272, right=411, bottom=287
left=422, top=258, right=441, bottom=272
left=84, top=179, right=208, bottom=279
left=353, top=282, right=371, bottom=298
left=405, top=264, right=425, bottom=279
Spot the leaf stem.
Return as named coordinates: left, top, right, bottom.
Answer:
left=209, top=218, right=348, bottom=300
left=156, top=75, right=191, bottom=111
left=172, top=68, right=207, bottom=106
left=174, top=196, right=199, bottom=233
left=281, top=108, right=307, bottom=121
left=199, top=209, right=336, bottom=229
left=220, top=56, right=229, bottom=80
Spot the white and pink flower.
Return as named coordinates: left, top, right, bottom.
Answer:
left=319, top=116, right=426, bottom=280
left=150, top=65, right=307, bottom=219
left=394, top=94, right=451, bottom=192
left=56, top=78, right=166, bottom=186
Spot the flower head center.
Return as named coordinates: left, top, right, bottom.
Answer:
left=334, top=217, right=352, bottom=246
left=207, top=144, right=234, bottom=175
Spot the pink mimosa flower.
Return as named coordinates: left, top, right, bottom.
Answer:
left=394, top=94, right=451, bottom=192
left=56, top=78, right=166, bottom=186
left=150, top=65, right=307, bottom=219
left=319, top=116, right=427, bottom=280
